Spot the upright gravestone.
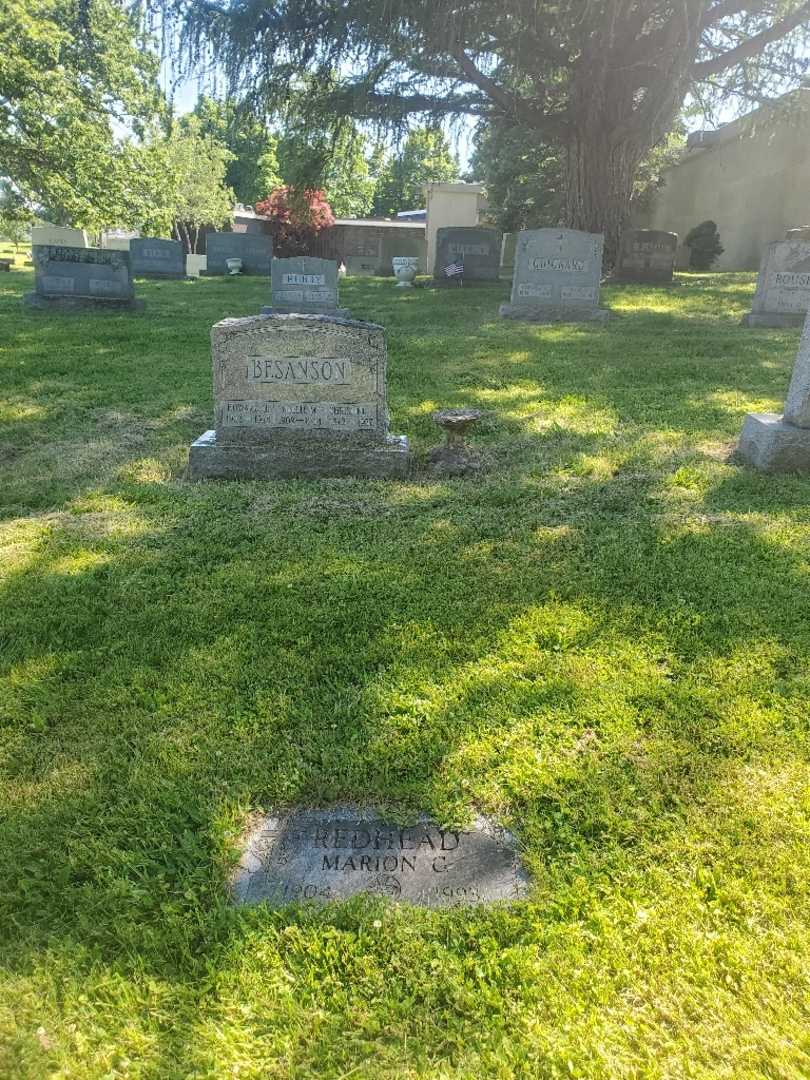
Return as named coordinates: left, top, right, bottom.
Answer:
left=737, top=312, right=810, bottom=471
left=130, top=238, right=186, bottom=279
left=24, top=245, right=142, bottom=312
left=232, top=807, right=530, bottom=908
left=742, top=239, right=810, bottom=327
left=500, top=228, right=608, bottom=323
left=613, top=229, right=678, bottom=284
left=204, top=232, right=273, bottom=276
left=433, top=227, right=502, bottom=283
left=262, top=257, right=349, bottom=317
left=188, top=314, right=410, bottom=479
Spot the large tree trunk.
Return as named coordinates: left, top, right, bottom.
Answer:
left=565, top=129, right=640, bottom=271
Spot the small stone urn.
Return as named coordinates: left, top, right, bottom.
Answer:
left=429, top=408, right=483, bottom=475
left=226, top=257, right=243, bottom=276
left=392, top=256, right=419, bottom=287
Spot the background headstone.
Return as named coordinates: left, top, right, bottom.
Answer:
left=742, top=239, right=810, bottom=327
left=500, top=228, right=608, bottom=323
left=614, top=229, right=678, bottom=283
left=344, top=255, right=379, bottom=276
left=232, top=807, right=530, bottom=908
left=738, top=311, right=810, bottom=471
left=204, top=232, right=273, bottom=276
left=786, top=227, right=810, bottom=242
left=189, top=314, right=409, bottom=479
left=24, top=245, right=142, bottom=312
left=130, top=238, right=186, bottom=279
left=186, top=254, right=207, bottom=277
left=433, top=227, right=502, bottom=282
left=31, top=225, right=88, bottom=249
left=263, top=257, right=349, bottom=317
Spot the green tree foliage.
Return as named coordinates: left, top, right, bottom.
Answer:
left=0, top=0, right=163, bottom=230
left=276, top=121, right=378, bottom=218
left=159, top=117, right=235, bottom=251
left=0, top=182, right=33, bottom=248
left=167, top=0, right=810, bottom=262
left=472, top=122, right=684, bottom=232
left=191, top=97, right=281, bottom=206
left=372, top=127, right=459, bottom=217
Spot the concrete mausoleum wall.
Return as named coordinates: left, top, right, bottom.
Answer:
left=635, top=91, right=810, bottom=270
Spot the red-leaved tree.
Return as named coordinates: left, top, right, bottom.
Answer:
left=255, top=186, right=335, bottom=256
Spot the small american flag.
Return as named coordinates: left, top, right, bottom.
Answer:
left=443, top=259, right=464, bottom=281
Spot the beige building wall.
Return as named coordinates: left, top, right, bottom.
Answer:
left=425, top=183, right=489, bottom=272
left=635, top=92, right=810, bottom=270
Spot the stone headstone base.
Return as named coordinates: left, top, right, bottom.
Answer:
left=260, top=305, right=351, bottom=319
left=741, top=312, right=807, bottom=328
left=23, top=292, right=144, bottom=313
left=737, top=412, right=810, bottom=472
left=433, top=278, right=498, bottom=287
left=188, top=430, right=410, bottom=480
left=428, top=446, right=483, bottom=477
left=499, top=302, right=609, bottom=324
left=136, top=271, right=187, bottom=280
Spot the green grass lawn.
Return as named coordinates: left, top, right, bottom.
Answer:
left=1, top=263, right=809, bottom=1078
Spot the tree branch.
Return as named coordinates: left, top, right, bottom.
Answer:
left=693, top=0, right=810, bottom=78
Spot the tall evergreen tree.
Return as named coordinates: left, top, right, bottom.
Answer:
left=165, top=0, right=810, bottom=262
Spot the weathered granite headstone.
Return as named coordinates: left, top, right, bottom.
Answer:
left=24, top=245, right=142, bottom=311
left=738, top=312, right=810, bottom=471
left=130, top=237, right=185, bottom=279
left=433, top=227, right=502, bottom=282
left=742, top=239, right=810, bottom=327
left=613, top=229, right=678, bottom=283
left=500, top=228, right=608, bottom=323
left=262, top=256, right=349, bottom=317
left=232, top=807, right=529, bottom=908
left=344, top=256, right=377, bottom=276
left=188, top=314, right=410, bottom=479
left=204, top=232, right=273, bottom=276
left=31, top=224, right=88, bottom=248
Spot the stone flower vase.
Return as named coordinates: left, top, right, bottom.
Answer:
left=226, top=257, right=243, bottom=276
left=392, top=256, right=419, bottom=287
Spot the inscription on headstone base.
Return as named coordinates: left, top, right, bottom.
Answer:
left=232, top=807, right=530, bottom=908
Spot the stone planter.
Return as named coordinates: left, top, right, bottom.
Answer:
left=392, top=256, right=419, bottom=287
left=226, top=257, right=243, bottom=276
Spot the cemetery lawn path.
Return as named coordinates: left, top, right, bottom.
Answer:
left=2, top=264, right=810, bottom=1079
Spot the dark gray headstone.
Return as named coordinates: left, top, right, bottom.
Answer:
left=24, top=245, right=142, bottom=311
left=205, top=232, right=273, bottom=276
left=742, top=239, right=810, bottom=327
left=188, top=314, right=410, bottom=479
left=738, top=312, right=810, bottom=471
left=434, top=227, right=502, bottom=282
left=614, top=229, right=678, bottom=283
left=231, top=807, right=529, bottom=908
left=130, top=237, right=185, bottom=279
left=500, top=228, right=608, bottom=323
left=264, top=256, right=349, bottom=317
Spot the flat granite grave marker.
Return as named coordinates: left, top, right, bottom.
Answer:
left=500, top=228, right=608, bottom=323
left=737, top=311, right=810, bottom=471
left=613, top=229, right=678, bottom=284
left=188, top=313, right=410, bottom=479
left=130, top=237, right=186, bottom=279
left=204, top=231, right=273, bottom=276
left=433, top=227, right=502, bottom=282
left=742, top=239, right=810, bottom=327
left=232, top=807, right=530, bottom=908
left=262, top=256, right=349, bottom=317
left=24, top=245, right=142, bottom=312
